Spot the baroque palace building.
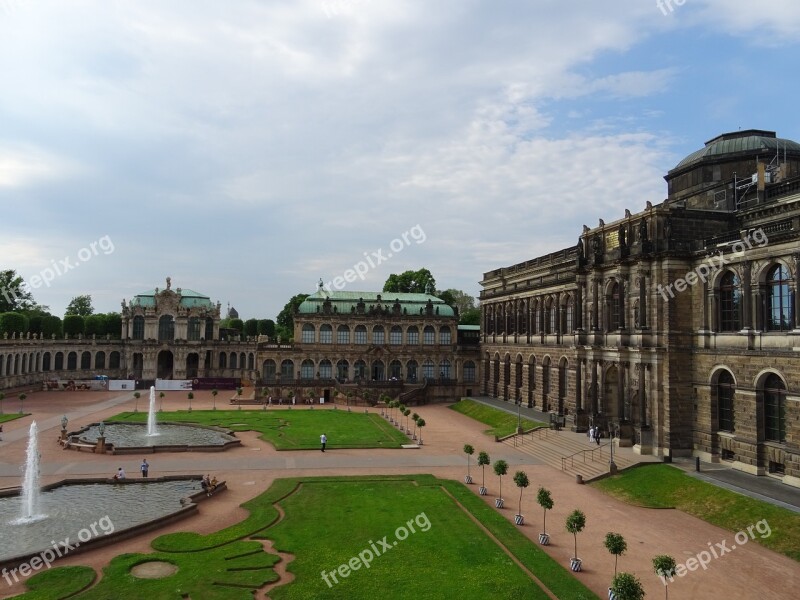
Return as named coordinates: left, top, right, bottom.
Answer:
left=0, top=279, right=479, bottom=404
left=480, top=129, right=800, bottom=487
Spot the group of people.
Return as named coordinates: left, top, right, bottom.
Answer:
left=201, top=474, right=218, bottom=495
left=587, top=426, right=603, bottom=445
left=112, top=459, right=149, bottom=480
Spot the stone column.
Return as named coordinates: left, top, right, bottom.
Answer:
left=638, top=271, right=648, bottom=328
left=575, top=278, right=584, bottom=330
left=591, top=277, right=600, bottom=330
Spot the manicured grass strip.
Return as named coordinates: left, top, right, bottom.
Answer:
left=450, top=398, right=546, bottom=438
left=0, top=413, right=29, bottom=424
left=9, top=566, right=95, bottom=600
left=261, top=478, right=552, bottom=599
left=593, top=464, right=800, bottom=561
left=109, top=409, right=409, bottom=450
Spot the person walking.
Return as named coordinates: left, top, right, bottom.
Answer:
left=141, top=459, right=149, bottom=478
left=320, top=433, right=327, bottom=452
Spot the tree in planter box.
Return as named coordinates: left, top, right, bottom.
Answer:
left=463, top=444, right=474, bottom=483
left=513, top=471, right=529, bottom=525
left=133, top=391, right=141, bottom=413
left=565, top=509, right=586, bottom=571
left=18, top=393, right=26, bottom=414
left=477, top=451, right=490, bottom=495
left=536, top=487, right=554, bottom=545
left=652, top=554, right=677, bottom=600
left=411, top=412, right=419, bottom=439
left=415, top=417, right=425, bottom=444
left=609, top=572, right=644, bottom=600
left=493, top=459, right=508, bottom=508
left=211, top=389, right=218, bottom=410
left=187, top=391, right=194, bottom=412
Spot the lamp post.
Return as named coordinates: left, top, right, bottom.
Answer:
left=517, top=398, right=523, bottom=434
left=609, top=422, right=618, bottom=474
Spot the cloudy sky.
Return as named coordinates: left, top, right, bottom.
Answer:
left=1, top=0, right=799, bottom=320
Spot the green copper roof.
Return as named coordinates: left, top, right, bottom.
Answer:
left=298, top=290, right=456, bottom=317
left=672, top=130, right=800, bottom=172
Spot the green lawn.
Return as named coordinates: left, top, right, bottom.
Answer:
left=449, top=398, right=546, bottom=438
left=593, top=464, right=800, bottom=561
left=16, top=475, right=598, bottom=600
left=0, top=413, right=28, bottom=424
left=109, top=409, right=410, bottom=450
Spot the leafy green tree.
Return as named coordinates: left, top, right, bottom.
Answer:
left=513, top=471, right=530, bottom=517
left=0, top=269, right=37, bottom=312
left=65, top=294, right=94, bottom=316
left=610, top=572, right=645, bottom=600
left=653, top=554, right=677, bottom=599
left=18, top=393, right=26, bottom=414
left=257, top=319, right=276, bottom=337
left=460, top=307, right=481, bottom=326
left=565, top=509, right=587, bottom=560
left=276, top=293, right=309, bottom=340
left=103, top=312, right=122, bottom=338
left=415, top=417, right=425, bottom=443
left=494, top=459, right=508, bottom=499
left=463, top=444, right=474, bottom=478
left=477, top=451, right=490, bottom=488
left=244, top=318, right=259, bottom=337
left=229, top=318, right=244, bottom=334
left=605, top=532, right=627, bottom=576
left=537, top=487, right=554, bottom=535
left=0, top=312, right=28, bottom=335
left=437, top=288, right=476, bottom=314
left=84, top=314, right=106, bottom=336
left=63, top=315, right=85, bottom=337
left=27, top=314, right=45, bottom=336
left=383, top=268, right=436, bottom=295
left=41, top=315, right=63, bottom=338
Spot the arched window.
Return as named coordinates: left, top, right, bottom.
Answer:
left=205, top=318, right=214, bottom=340
left=301, top=323, right=315, bottom=343
left=132, top=316, right=145, bottom=340
left=406, top=360, right=418, bottom=381
left=55, top=352, right=64, bottom=371
left=372, top=325, right=385, bottom=345
left=280, top=359, right=295, bottom=381
left=188, top=317, right=201, bottom=341
left=300, top=359, right=315, bottom=379
left=158, top=315, right=174, bottom=341
left=248, top=353, right=255, bottom=370
left=422, top=359, right=435, bottom=379
left=390, top=326, right=402, bottom=345
left=439, top=326, right=451, bottom=345
left=439, top=359, right=451, bottom=379
left=67, top=352, right=77, bottom=370
left=563, top=296, right=573, bottom=333
left=464, top=360, right=476, bottom=383
left=354, top=359, right=366, bottom=380
left=80, top=351, right=91, bottom=370
left=423, top=326, right=435, bottom=345
left=42, top=352, right=51, bottom=371
left=371, top=360, right=385, bottom=380
left=336, top=359, right=349, bottom=381
left=319, top=324, right=333, bottom=344
left=337, top=325, right=350, bottom=344
left=717, top=371, right=735, bottom=432
left=763, top=374, right=786, bottom=443
left=608, top=283, right=621, bottom=331
left=263, top=359, right=277, bottom=382
left=109, top=352, right=120, bottom=369
left=95, top=351, right=106, bottom=369
left=548, top=300, right=556, bottom=334
left=766, top=264, right=792, bottom=331
left=390, top=360, right=402, bottom=380
left=354, top=325, right=367, bottom=345
left=719, top=271, right=741, bottom=332
left=230, top=353, right=238, bottom=369
left=407, top=326, right=419, bottom=345
left=319, top=359, right=332, bottom=379
left=219, top=352, right=227, bottom=369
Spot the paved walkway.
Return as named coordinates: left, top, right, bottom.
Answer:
left=0, top=390, right=797, bottom=599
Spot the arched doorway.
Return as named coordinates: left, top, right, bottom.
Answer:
left=157, top=350, right=174, bottom=379
left=186, top=353, right=199, bottom=379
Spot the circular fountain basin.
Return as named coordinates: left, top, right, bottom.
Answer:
left=74, top=422, right=240, bottom=453
left=0, top=478, right=202, bottom=566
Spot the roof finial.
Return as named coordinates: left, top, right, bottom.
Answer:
left=166, top=276, right=172, bottom=290
left=318, top=278, right=324, bottom=291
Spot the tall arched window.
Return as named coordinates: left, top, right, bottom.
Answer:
left=354, top=325, right=367, bottom=344
left=719, top=271, right=741, bottom=332
left=158, top=315, right=175, bottom=341
left=423, top=326, right=435, bottom=345
left=280, top=359, right=294, bottom=381
left=608, top=283, right=621, bottom=331
left=717, top=370, right=735, bottom=432
left=372, top=325, right=385, bottom=345
left=337, top=325, right=350, bottom=344
left=390, top=326, right=402, bottom=345
left=763, top=374, right=786, bottom=443
left=407, top=326, right=419, bottom=344
left=766, top=264, right=792, bottom=331
left=319, top=324, right=333, bottom=344
left=464, top=360, right=476, bottom=383
left=439, top=326, right=451, bottom=345
left=263, top=359, right=277, bottom=382
left=422, top=359, right=435, bottom=379
left=319, top=359, right=332, bottom=379
left=188, top=317, right=201, bottom=341
left=132, top=316, right=145, bottom=340
left=301, top=324, right=315, bottom=343
left=300, top=359, right=315, bottom=379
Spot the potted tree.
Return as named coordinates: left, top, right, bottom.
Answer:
left=133, top=391, right=141, bottom=413
left=287, top=390, right=294, bottom=409
left=416, top=417, right=425, bottom=445
left=653, top=554, right=677, bottom=599
left=477, top=451, right=490, bottom=495
left=159, top=391, right=165, bottom=412
left=211, top=388, right=218, bottom=410
left=537, top=487, right=554, bottom=545
left=398, top=404, right=406, bottom=428
left=403, top=408, right=411, bottom=433
left=411, top=412, right=419, bottom=440
left=493, top=459, right=508, bottom=508
left=609, top=572, right=644, bottom=600
left=605, top=532, right=627, bottom=578
left=188, top=391, right=194, bottom=412
left=463, top=444, right=475, bottom=483
left=18, top=393, right=26, bottom=414
left=513, top=471, right=529, bottom=525
left=566, top=509, right=586, bottom=571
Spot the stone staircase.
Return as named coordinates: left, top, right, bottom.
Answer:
left=501, top=428, right=658, bottom=482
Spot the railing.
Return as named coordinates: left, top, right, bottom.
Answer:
left=560, top=441, right=613, bottom=471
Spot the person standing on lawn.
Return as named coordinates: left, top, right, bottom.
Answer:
left=320, top=433, right=327, bottom=452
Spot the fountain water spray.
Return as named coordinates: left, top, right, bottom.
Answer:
left=15, top=421, right=45, bottom=523
left=147, top=386, right=159, bottom=437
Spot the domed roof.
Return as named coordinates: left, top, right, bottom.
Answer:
left=672, top=130, right=800, bottom=172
